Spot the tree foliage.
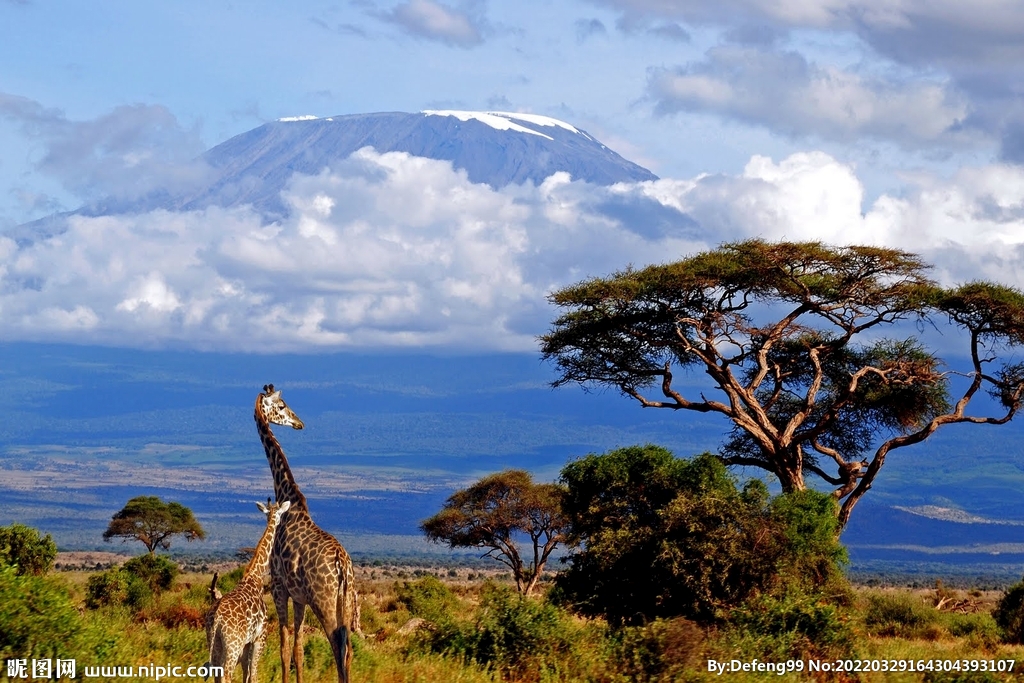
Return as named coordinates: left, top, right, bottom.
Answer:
left=102, top=496, right=205, bottom=554
left=555, top=445, right=847, bottom=627
left=542, top=240, right=1024, bottom=526
left=421, top=469, right=567, bottom=595
left=0, top=523, right=57, bottom=576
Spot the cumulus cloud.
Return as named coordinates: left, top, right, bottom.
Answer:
left=648, top=46, right=970, bottom=146
left=0, top=149, right=697, bottom=351
left=376, top=0, right=487, bottom=47
left=4, top=146, right=1024, bottom=352
left=0, top=93, right=211, bottom=206
left=592, top=0, right=1024, bottom=152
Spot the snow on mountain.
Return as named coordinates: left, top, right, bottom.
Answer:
left=420, top=110, right=586, bottom=139
left=155, top=110, right=658, bottom=219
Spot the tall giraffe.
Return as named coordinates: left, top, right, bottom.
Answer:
left=204, top=499, right=291, bottom=683
left=255, top=384, right=357, bottom=683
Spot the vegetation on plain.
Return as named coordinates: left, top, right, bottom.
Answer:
left=5, top=241, right=1024, bottom=680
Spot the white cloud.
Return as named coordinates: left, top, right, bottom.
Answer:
left=377, top=0, right=486, bottom=47
left=649, top=47, right=971, bottom=146
left=0, top=94, right=210, bottom=206
left=4, top=147, right=1024, bottom=351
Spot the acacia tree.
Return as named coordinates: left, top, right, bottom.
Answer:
left=103, top=496, right=206, bottom=554
left=541, top=241, right=1024, bottom=527
left=421, top=470, right=567, bottom=596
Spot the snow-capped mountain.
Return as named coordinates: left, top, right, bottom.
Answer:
left=179, top=110, right=657, bottom=218
left=12, top=111, right=658, bottom=236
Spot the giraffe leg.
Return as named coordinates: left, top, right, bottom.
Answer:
left=293, top=602, right=307, bottom=683
left=222, top=643, right=242, bottom=683
left=240, top=642, right=254, bottom=683
left=316, top=592, right=352, bottom=683
left=242, top=628, right=267, bottom=683
left=245, top=629, right=267, bottom=683
left=209, top=628, right=226, bottom=683
left=272, top=586, right=292, bottom=683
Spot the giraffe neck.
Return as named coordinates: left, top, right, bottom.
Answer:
left=255, top=400, right=309, bottom=512
left=243, top=513, right=281, bottom=582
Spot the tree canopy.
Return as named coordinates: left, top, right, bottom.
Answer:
left=421, top=469, right=567, bottom=595
left=102, top=496, right=206, bottom=554
left=542, top=241, right=1024, bottom=526
left=555, top=445, right=846, bottom=626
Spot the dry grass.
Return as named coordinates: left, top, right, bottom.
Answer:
left=28, top=566, right=1024, bottom=682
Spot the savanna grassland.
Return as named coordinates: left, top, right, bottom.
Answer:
left=5, top=557, right=1024, bottom=683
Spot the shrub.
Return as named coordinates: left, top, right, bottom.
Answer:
left=419, top=584, right=585, bottom=680
left=85, top=568, right=152, bottom=610
left=123, top=553, right=178, bottom=593
left=0, top=564, right=81, bottom=658
left=557, top=447, right=851, bottom=626
left=863, top=592, right=937, bottom=638
left=395, top=575, right=459, bottom=624
left=994, top=579, right=1024, bottom=643
left=0, top=523, right=57, bottom=575
left=945, top=613, right=1001, bottom=652
left=728, top=591, right=856, bottom=661
left=613, top=617, right=704, bottom=682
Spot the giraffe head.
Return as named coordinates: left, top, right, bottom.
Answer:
left=259, top=384, right=305, bottom=430
left=256, top=498, right=292, bottom=522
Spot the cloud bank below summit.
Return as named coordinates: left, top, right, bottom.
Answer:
left=3, top=147, right=1024, bottom=352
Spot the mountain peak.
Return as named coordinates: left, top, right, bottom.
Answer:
left=420, top=110, right=585, bottom=140
left=185, top=110, right=657, bottom=219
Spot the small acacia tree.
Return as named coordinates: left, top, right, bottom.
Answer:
left=542, top=240, right=1024, bottom=527
left=103, top=496, right=205, bottom=554
left=421, top=469, right=567, bottom=596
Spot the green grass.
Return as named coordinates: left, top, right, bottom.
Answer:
left=6, top=569, right=1024, bottom=682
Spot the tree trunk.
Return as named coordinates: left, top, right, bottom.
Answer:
left=774, top=445, right=806, bottom=493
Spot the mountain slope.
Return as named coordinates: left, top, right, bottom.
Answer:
left=184, top=111, right=657, bottom=218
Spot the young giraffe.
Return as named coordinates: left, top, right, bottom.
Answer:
left=204, top=499, right=291, bottom=683
left=255, top=384, right=357, bottom=683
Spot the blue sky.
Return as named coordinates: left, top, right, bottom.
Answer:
left=2, top=0, right=1024, bottom=351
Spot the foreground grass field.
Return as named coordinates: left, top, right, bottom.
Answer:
left=6, top=562, right=1022, bottom=683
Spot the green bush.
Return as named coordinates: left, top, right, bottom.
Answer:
left=0, top=523, right=57, bottom=575
left=123, top=553, right=178, bottom=593
left=395, top=575, right=459, bottom=624
left=994, top=579, right=1024, bottom=643
left=85, top=554, right=179, bottom=611
left=945, top=613, right=1001, bottom=651
left=0, top=564, right=81, bottom=659
left=613, top=617, right=704, bottom=683
left=419, top=584, right=586, bottom=680
left=863, top=592, right=938, bottom=638
left=727, top=591, right=856, bottom=662
left=557, top=447, right=851, bottom=626
left=85, top=568, right=152, bottom=610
